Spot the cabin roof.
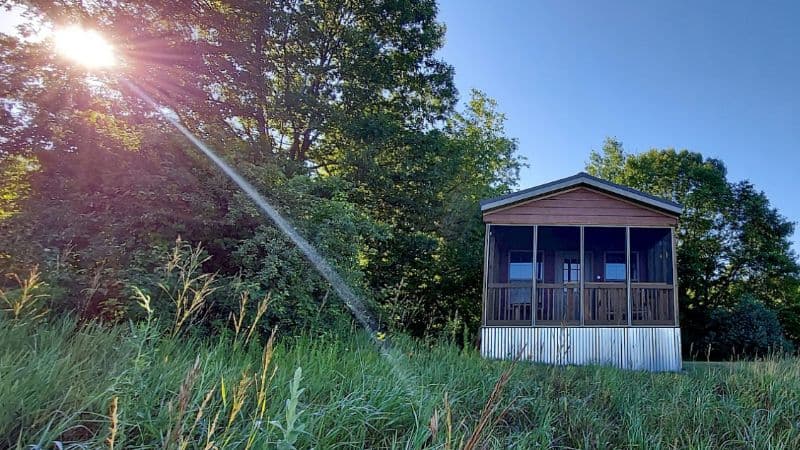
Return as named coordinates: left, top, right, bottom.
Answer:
left=480, top=172, right=683, bottom=215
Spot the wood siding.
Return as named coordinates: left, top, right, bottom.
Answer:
left=483, top=187, right=678, bottom=226
left=480, top=326, right=682, bottom=372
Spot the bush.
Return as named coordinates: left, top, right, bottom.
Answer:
left=702, top=295, right=794, bottom=359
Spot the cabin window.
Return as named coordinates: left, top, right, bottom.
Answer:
left=602, top=250, right=640, bottom=282
left=509, top=250, right=545, bottom=281
left=604, top=252, right=626, bottom=281
left=508, top=251, right=532, bottom=281
left=562, top=258, right=580, bottom=282
left=584, top=227, right=626, bottom=282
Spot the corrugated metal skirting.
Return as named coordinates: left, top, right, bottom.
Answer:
left=480, top=326, right=682, bottom=372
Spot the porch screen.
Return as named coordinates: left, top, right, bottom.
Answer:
left=583, top=227, right=627, bottom=325
left=485, top=226, right=533, bottom=324
left=630, top=228, right=675, bottom=324
left=536, top=226, right=580, bottom=324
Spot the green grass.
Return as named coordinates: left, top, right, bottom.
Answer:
left=2, top=319, right=800, bottom=449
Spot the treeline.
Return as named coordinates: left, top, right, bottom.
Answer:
left=1, top=1, right=798, bottom=356
left=587, top=138, right=800, bottom=357
left=0, top=0, right=520, bottom=337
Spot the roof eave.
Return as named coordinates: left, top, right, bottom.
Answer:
left=481, top=176, right=683, bottom=216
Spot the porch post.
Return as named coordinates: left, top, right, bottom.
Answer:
left=531, top=225, right=538, bottom=327
left=626, top=226, right=632, bottom=326
left=482, top=223, right=490, bottom=326
left=671, top=227, right=679, bottom=327
left=579, top=226, right=584, bottom=327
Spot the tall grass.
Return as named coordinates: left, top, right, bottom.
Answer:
left=2, top=317, right=800, bottom=449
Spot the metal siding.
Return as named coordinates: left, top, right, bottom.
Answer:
left=480, top=326, right=682, bottom=372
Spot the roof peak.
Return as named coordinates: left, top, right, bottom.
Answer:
left=480, top=172, right=682, bottom=215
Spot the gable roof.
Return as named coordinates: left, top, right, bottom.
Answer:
left=480, top=172, right=683, bottom=215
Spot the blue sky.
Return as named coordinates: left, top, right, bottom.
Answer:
left=436, top=0, right=799, bottom=254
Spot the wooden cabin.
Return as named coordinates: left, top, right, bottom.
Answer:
left=480, top=172, right=682, bottom=371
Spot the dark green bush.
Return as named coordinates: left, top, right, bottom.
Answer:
left=702, top=295, right=794, bottom=359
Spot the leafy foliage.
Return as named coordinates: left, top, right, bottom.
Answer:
left=0, top=155, right=35, bottom=221
left=701, top=295, right=794, bottom=359
left=586, top=138, right=800, bottom=350
left=271, top=367, right=308, bottom=450
left=0, top=1, right=522, bottom=338
left=333, top=90, right=521, bottom=335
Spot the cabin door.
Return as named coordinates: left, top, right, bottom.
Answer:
left=553, top=251, right=580, bottom=320
left=555, top=251, right=580, bottom=285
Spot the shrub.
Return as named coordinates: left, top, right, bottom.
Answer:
left=702, top=295, right=794, bottom=359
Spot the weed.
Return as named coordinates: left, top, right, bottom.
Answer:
left=271, top=367, right=307, bottom=450
left=0, top=266, right=48, bottom=322
left=160, top=238, right=218, bottom=337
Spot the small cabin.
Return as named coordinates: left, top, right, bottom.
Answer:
left=479, top=172, right=682, bottom=371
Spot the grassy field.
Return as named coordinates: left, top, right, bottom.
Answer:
left=2, top=319, right=799, bottom=449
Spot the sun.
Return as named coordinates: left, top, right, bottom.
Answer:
left=54, top=26, right=116, bottom=69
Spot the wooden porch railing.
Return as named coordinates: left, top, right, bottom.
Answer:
left=631, top=283, right=674, bottom=325
left=486, top=282, right=675, bottom=326
left=536, top=283, right=580, bottom=324
left=583, top=282, right=627, bottom=325
left=485, top=283, right=532, bottom=325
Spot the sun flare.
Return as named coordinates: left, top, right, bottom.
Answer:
left=54, top=26, right=116, bottom=68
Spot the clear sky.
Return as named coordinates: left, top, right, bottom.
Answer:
left=436, top=0, right=799, bottom=254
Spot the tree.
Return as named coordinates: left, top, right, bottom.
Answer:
left=0, top=2, right=522, bottom=337
left=329, top=90, right=522, bottom=335
left=586, top=137, right=626, bottom=182
left=586, top=138, right=800, bottom=347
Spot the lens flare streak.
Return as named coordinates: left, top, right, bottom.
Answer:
left=121, top=78, right=420, bottom=400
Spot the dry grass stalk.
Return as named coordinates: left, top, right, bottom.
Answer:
left=244, top=292, right=271, bottom=347
left=462, top=347, right=524, bottom=450
left=443, top=392, right=453, bottom=450
left=106, top=396, right=118, bottom=450
left=231, top=291, right=270, bottom=348
left=256, top=328, right=276, bottom=419
left=218, top=369, right=255, bottom=448
left=226, top=372, right=253, bottom=431
left=161, top=238, right=218, bottom=337
left=0, top=266, right=48, bottom=322
left=243, top=328, right=277, bottom=450
left=165, top=356, right=202, bottom=450
left=428, top=408, right=440, bottom=442
left=183, top=384, right=218, bottom=450
left=231, top=291, right=249, bottom=339
left=133, top=286, right=153, bottom=317
left=203, top=410, right=221, bottom=450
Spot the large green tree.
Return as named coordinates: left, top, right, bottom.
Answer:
left=0, top=1, right=521, bottom=336
left=586, top=138, right=800, bottom=346
left=327, top=90, right=521, bottom=335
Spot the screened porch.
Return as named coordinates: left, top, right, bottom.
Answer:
left=483, top=225, right=677, bottom=327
